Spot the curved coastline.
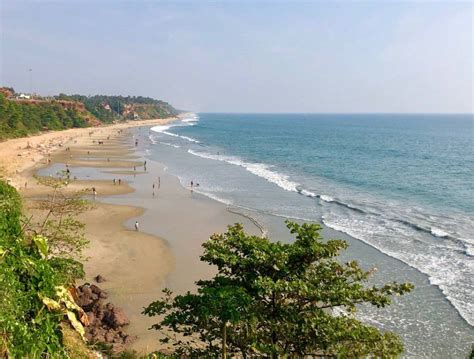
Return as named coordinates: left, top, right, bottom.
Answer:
left=9, top=120, right=264, bottom=354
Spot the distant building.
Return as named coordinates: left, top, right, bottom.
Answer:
left=18, top=93, right=31, bottom=99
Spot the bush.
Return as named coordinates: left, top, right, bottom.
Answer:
left=145, top=222, right=414, bottom=358
left=0, top=180, right=85, bottom=356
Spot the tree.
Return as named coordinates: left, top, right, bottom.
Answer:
left=42, top=108, right=62, bottom=130
left=144, top=221, right=413, bottom=358
left=23, top=174, right=91, bottom=260
left=0, top=179, right=87, bottom=357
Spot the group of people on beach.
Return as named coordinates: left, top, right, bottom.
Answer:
left=66, top=131, right=201, bottom=234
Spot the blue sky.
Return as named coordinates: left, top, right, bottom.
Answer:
left=1, top=1, right=472, bottom=113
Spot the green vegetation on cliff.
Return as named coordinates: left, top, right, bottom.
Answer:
left=56, top=94, right=179, bottom=123
left=0, top=94, right=91, bottom=139
left=0, top=88, right=179, bottom=140
left=0, top=178, right=88, bottom=356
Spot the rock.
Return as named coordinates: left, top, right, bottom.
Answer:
left=76, top=294, right=93, bottom=308
left=111, top=343, right=125, bottom=354
left=104, top=307, right=129, bottom=329
left=95, top=307, right=105, bottom=321
left=82, top=285, right=93, bottom=297
left=90, top=284, right=101, bottom=294
left=122, top=335, right=136, bottom=345
left=94, top=274, right=106, bottom=283
left=78, top=286, right=94, bottom=308
left=92, top=333, right=105, bottom=343
left=113, top=334, right=122, bottom=343
left=76, top=282, right=132, bottom=352
left=105, top=330, right=116, bottom=343
left=86, top=312, right=96, bottom=326
left=85, top=332, right=93, bottom=342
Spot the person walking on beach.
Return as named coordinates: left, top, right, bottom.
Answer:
left=134, top=221, right=139, bottom=231
left=158, top=176, right=161, bottom=189
left=113, top=178, right=116, bottom=185
left=152, top=183, right=155, bottom=190
left=118, top=178, right=121, bottom=185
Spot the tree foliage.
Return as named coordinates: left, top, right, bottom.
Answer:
left=56, top=94, right=179, bottom=123
left=0, top=179, right=87, bottom=356
left=23, top=175, right=92, bottom=259
left=0, top=90, right=179, bottom=139
left=144, top=222, right=414, bottom=358
left=0, top=94, right=89, bottom=139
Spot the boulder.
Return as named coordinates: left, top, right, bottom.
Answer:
left=89, top=284, right=101, bottom=294
left=122, top=335, right=136, bottom=345
left=86, top=312, right=96, bottom=326
left=76, top=283, right=134, bottom=351
left=104, top=307, right=130, bottom=329
left=105, top=329, right=116, bottom=343
left=94, top=274, right=106, bottom=283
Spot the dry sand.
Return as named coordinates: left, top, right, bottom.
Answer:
left=1, top=119, right=176, bottom=353
left=2, top=117, right=261, bottom=354
left=0, top=117, right=177, bottom=189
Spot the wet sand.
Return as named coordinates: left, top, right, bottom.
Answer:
left=0, top=117, right=179, bottom=190
left=19, top=126, right=261, bottom=353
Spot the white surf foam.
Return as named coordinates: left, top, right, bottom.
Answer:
left=159, top=141, right=181, bottom=148
left=193, top=189, right=233, bottom=206
left=182, top=115, right=199, bottom=123
left=320, top=194, right=335, bottom=203
left=322, top=211, right=474, bottom=327
left=300, top=189, right=317, bottom=197
left=465, top=246, right=474, bottom=257
left=148, top=134, right=157, bottom=145
left=150, top=125, right=200, bottom=143
left=431, top=227, right=449, bottom=238
left=187, top=149, right=300, bottom=193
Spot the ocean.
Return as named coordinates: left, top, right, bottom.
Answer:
left=147, top=113, right=473, bottom=357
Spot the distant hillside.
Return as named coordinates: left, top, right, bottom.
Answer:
left=56, top=94, right=179, bottom=123
left=0, top=94, right=97, bottom=140
left=0, top=88, right=179, bottom=140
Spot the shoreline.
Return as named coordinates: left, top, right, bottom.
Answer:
left=4, top=116, right=472, bottom=357
left=0, top=117, right=179, bottom=190
left=142, top=120, right=474, bottom=358
left=17, top=124, right=176, bottom=353
left=14, top=119, right=263, bottom=353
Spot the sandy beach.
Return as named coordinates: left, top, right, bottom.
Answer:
left=2, top=119, right=261, bottom=353
left=0, top=117, right=177, bottom=190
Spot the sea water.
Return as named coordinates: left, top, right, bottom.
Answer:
left=146, top=113, right=473, bottom=357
